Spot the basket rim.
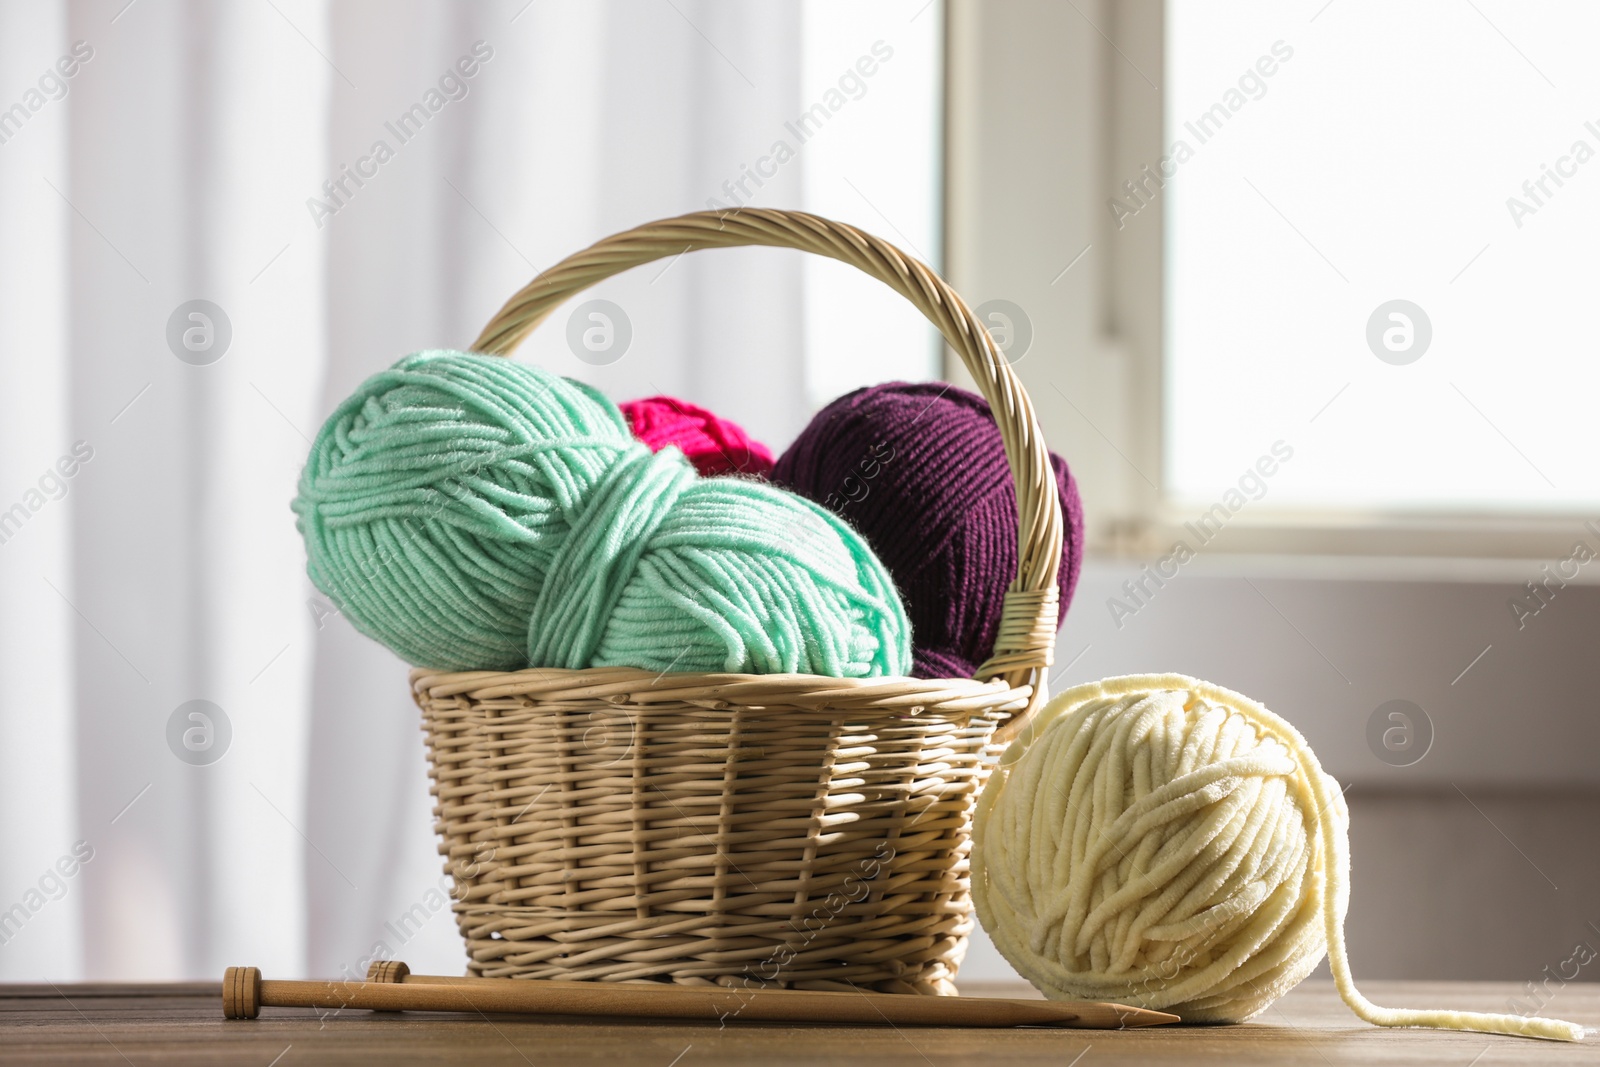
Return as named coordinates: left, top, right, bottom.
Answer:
left=410, top=665, right=1031, bottom=719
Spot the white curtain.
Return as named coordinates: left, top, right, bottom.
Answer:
left=0, top=0, right=841, bottom=981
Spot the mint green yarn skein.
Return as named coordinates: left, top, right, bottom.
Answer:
left=292, top=350, right=910, bottom=677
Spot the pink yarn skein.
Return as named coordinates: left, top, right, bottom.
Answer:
left=619, top=396, right=775, bottom=477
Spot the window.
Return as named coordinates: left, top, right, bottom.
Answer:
left=949, top=0, right=1597, bottom=560
left=1167, top=0, right=1600, bottom=515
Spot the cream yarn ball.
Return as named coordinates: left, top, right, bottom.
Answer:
left=973, top=674, right=1585, bottom=1042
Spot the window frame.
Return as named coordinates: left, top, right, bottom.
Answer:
left=944, top=0, right=1599, bottom=567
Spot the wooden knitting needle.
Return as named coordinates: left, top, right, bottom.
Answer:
left=220, top=963, right=1178, bottom=1029
left=362, top=960, right=1176, bottom=1028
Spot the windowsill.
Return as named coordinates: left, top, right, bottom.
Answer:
left=1084, top=549, right=1600, bottom=587
left=1092, top=511, right=1600, bottom=575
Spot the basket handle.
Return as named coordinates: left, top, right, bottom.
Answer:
left=471, top=208, right=1061, bottom=738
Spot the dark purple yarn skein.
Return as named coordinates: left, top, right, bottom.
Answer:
left=771, top=381, right=1085, bottom=680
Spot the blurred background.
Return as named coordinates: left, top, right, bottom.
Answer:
left=0, top=0, right=1594, bottom=1000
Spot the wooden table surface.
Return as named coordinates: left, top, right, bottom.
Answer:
left=2, top=979, right=1595, bottom=1065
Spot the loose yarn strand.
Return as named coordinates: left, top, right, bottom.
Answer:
left=974, top=675, right=1586, bottom=1043
left=1303, top=742, right=1587, bottom=1042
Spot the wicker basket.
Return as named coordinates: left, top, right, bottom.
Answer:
left=412, top=209, right=1063, bottom=995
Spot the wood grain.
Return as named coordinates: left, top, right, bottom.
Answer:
left=3, top=980, right=1595, bottom=1065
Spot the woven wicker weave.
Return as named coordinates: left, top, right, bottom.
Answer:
left=413, top=209, right=1063, bottom=994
